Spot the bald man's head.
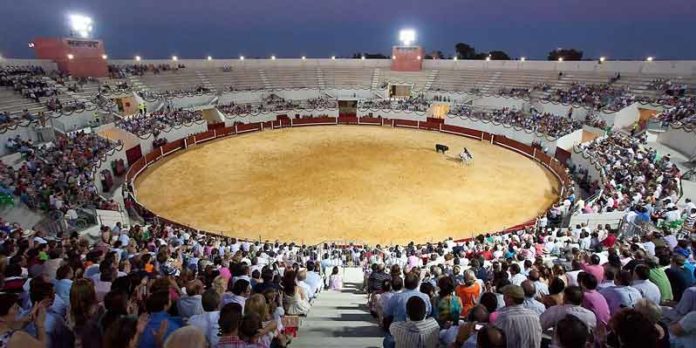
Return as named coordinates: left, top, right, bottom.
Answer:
left=521, top=280, right=536, bottom=298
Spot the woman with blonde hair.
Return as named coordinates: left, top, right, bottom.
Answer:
left=212, top=275, right=228, bottom=297
left=245, top=294, right=281, bottom=347
left=163, top=326, right=207, bottom=348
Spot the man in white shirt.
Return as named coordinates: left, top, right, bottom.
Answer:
left=632, top=264, right=661, bottom=305
left=540, top=286, right=597, bottom=332
left=509, top=263, right=527, bottom=286
left=188, top=289, right=222, bottom=346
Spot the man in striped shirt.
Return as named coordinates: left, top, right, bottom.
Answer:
left=389, top=296, right=440, bottom=348
left=494, top=285, right=542, bottom=348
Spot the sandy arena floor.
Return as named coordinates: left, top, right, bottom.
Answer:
left=134, top=126, right=559, bottom=245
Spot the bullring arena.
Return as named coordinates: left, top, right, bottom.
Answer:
left=133, top=125, right=560, bottom=244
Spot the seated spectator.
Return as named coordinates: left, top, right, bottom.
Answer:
left=188, top=289, right=222, bottom=346
left=608, top=309, right=659, bottom=348
left=384, top=272, right=432, bottom=323
left=178, top=280, right=205, bottom=319
left=389, top=296, right=439, bottom=348
left=139, top=290, right=183, bottom=348
left=554, top=315, right=591, bottom=348
left=494, top=285, right=542, bottom=348
left=540, top=286, right=597, bottom=332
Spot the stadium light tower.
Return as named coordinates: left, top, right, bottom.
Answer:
left=68, top=14, right=93, bottom=38
left=399, top=29, right=416, bottom=46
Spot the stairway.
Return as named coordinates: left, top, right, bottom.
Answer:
left=316, top=68, right=326, bottom=90
left=371, top=69, right=382, bottom=90
left=480, top=71, right=501, bottom=94
left=196, top=71, right=216, bottom=93
left=293, top=282, right=383, bottom=348
left=127, top=75, right=148, bottom=92
left=423, top=70, right=439, bottom=92
left=259, top=70, right=272, bottom=89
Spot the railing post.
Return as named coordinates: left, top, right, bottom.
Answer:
left=234, top=124, right=238, bottom=134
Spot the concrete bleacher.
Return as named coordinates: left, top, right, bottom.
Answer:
left=322, top=66, right=373, bottom=89
left=377, top=70, right=431, bottom=92
left=205, top=67, right=267, bottom=91
left=263, top=66, right=321, bottom=89
left=138, top=68, right=207, bottom=92
left=0, top=88, right=47, bottom=115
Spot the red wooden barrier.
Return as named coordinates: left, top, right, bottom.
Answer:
left=237, top=122, right=262, bottom=132
left=196, top=130, right=216, bottom=143
left=338, top=116, right=359, bottom=124
left=293, top=116, right=336, bottom=125
left=393, top=119, right=419, bottom=128
left=359, top=116, right=382, bottom=125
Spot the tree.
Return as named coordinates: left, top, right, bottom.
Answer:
left=352, top=52, right=388, bottom=59
left=425, top=50, right=444, bottom=60
left=455, top=43, right=477, bottom=60
left=547, top=48, right=583, bottom=61
left=488, top=50, right=511, bottom=60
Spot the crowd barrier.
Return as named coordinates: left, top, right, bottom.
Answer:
left=125, top=116, right=571, bottom=243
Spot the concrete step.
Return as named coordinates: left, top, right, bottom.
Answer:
left=293, top=282, right=383, bottom=348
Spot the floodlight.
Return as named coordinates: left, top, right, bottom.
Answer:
left=485, top=56, right=491, bottom=61
left=240, top=56, right=245, bottom=60
left=599, top=56, right=606, bottom=62
left=302, top=56, right=306, bottom=60
left=135, top=55, right=141, bottom=61
left=331, top=56, right=336, bottom=60
left=101, top=54, right=108, bottom=60
left=399, top=29, right=416, bottom=46
left=416, top=55, right=421, bottom=60
left=271, top=55, right=276, bottom=60
left=392, top=55, right=396, bottom=59
left=172, top=56, right=178, bottom=61
left=67, top=54, right=74, bottom=60
left=361, top=56, right=365, bottom=60
left=207, top=56, right=212, bottom=61
left=646, top=56, right=654, bottom=62
left=28, top=42, right=35, bottom=48
left=453, top=56, right=457, bottom=61
left=558, top=57, right=564, bottom=62
left=69, top=14, right=93, bottom=38
left=520, top=57, right=526, bottom=62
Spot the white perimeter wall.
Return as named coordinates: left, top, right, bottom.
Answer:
left=555, top=129, right=584, bottom=151
left=658, top=126, right=696, bottom=158
left=473, top=96, right=528, bottom=110
left=138, top=121, right=209, bottom=155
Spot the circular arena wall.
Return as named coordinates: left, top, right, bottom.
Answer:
left=127, top=117, right=571, bottom=245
